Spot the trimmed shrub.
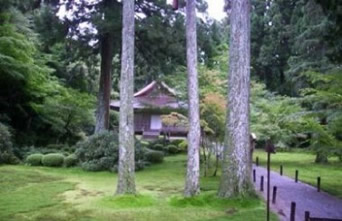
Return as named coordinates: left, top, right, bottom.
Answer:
left=147, top=138, right=165, bottom=149
left=65, top=154, right=78, bottom=167
left=42, top=153, right=65, bottom=167
left=17, top=146, right=67, bottom=161
left=166, top=144, right=180, bottom=154
left=152, top=144, right=164, bottom=151
left=145, top=150, right=164, bottom=164
left=178, top=140, right=188, bottom=151
left=75, top=131, right=148, bottom=172
left=26, top=153, right=43, bottom=166
left=75, top=131, right=119, bottom=171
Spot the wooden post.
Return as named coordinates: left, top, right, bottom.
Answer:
left=317, top=177, right=321, bottom=192
left=260, top=176, right=264, bottom=192
left=272, top=186, right=277, bottom=204
left=253, top=169, right=256, bottom=182
left=295, top=170, right=298, bottom=183
left=280, top=165, right=283, bottom=176
left=305, top=211, right=310, bottom=221
left=290, top=202, right=296, bottom=221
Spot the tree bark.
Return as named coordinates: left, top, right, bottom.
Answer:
left=184, top=0, right=201, bottom=197
left=207, top=140, right=212, bottom=174
left=95, top=33, right=114, bottom=134
left=116, top=0, right=136, bottom=195
left=218, top=0, right=252, bottom=197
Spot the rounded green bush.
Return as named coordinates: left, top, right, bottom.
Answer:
left=42, top=153, right=65, bottom=167
left=152, top=144, right=164, bottom=151
left=26, top=153, right=43, bottom=166
left=75, top=132, right=119, bottom=171
left=178, top=140, right=188, bottom=151
left=75, top=132, right=120, bottom=171
left=145, top=150, right=164, bottom=164
left=65, top=154, right=78, bottom=167
left=75, top=132, right=147, bottom=172
left=166, top=144, right=180, bottom=154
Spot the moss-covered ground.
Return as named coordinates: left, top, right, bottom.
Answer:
left=0, top=155, right=278, bottom=221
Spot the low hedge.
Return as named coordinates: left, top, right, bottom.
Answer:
left=166, top=144, right=180, bottom=154
left=26, top=153, right=43, bottom=166
left=145, top=150, right=164, bottom=164
left=152, top=144, right=164, bottom=151
left=42, top=153, right=65, bottom=167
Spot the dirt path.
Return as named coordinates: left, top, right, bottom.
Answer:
left=253, top=165, right=342, bottom=221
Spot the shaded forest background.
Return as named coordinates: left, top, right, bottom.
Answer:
left=1, top=0, right=341, bottom=164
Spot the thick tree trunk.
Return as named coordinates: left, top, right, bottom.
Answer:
left=212, top=142, right=221, bottom=177
left=218, top=0, right=252, bottom=197
left=184, top=0, right=201, bottom=197
left=213, top=153, right=219, bottom=177
left=249, top=135, right=255, bottom=174
left=116, top=0, right=136, bottom=195
left=95, top=33, right=114, bottom=134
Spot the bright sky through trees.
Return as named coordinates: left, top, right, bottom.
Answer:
left=206, top=0, right=226, bottom=20
left=166, top=0, right=226, bottom=20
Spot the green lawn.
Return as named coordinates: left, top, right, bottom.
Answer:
left=254, top=149, right=342, bottom=198
left=0, top=155, right=278, bottom=221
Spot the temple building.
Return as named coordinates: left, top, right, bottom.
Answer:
left=110, top=81, right=187, bottom=139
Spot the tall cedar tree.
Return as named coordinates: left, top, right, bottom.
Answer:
left=116, top=0, right=136, bottom=194
left=218, top=0, right=252, bottom=197
left=184, top=0, right=201, bottom=197
left=94, top=32, right=114, bottom=133
left=94, top=0, right=117, bottom=133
